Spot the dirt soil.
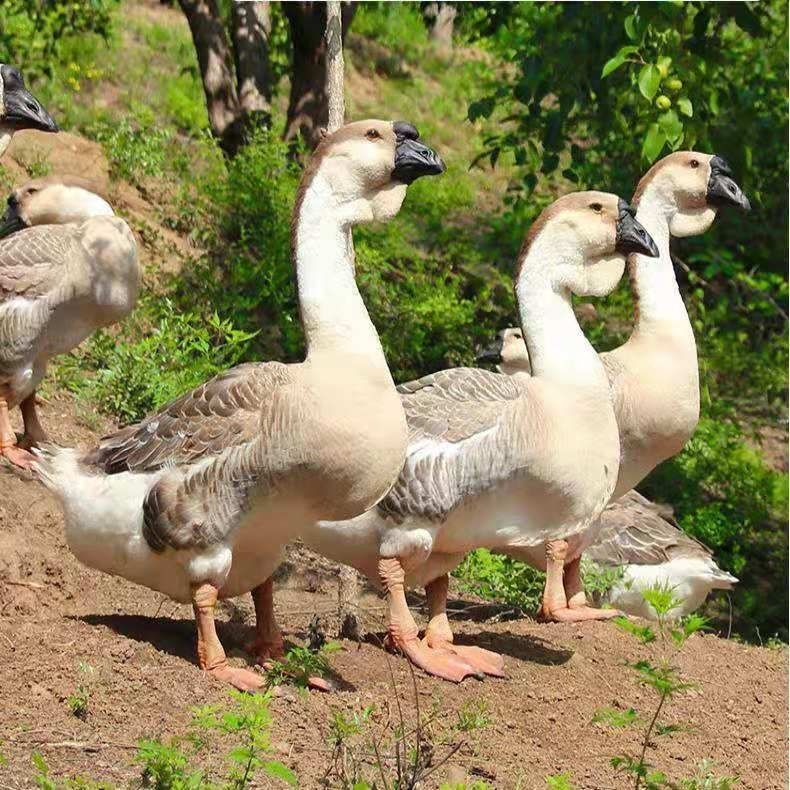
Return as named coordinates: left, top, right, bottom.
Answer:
left=0, top=395, right=786, bottom=790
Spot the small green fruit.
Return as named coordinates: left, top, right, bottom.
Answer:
left=656, top=95, right=672, bottom=110
left=666, top=78, right=683, bottom=93
left=657, top=62, right=670, bottom=78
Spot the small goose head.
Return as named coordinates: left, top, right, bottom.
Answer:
left=0, top=176, right=114, bottom=238
left=0, top=65, right=59, bottom=156
left=633, top=151, right=750, bottom=238
left=476, top=326, right=531, bottom=375
left=306, top=119, right=445, bottom=224
left=518, top=191, right=659, bottom=299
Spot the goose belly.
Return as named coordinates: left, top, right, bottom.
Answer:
left=431, top=469, right=615, bottom=558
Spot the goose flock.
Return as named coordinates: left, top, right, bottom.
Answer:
left=0, top=62, right=751, bottom=690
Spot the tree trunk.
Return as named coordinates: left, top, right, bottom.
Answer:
left=425, top=2, right=456, bottom=52
left=325, top=0, right=345, bottom=132
left=230, top=0, right=273, bottom=129
left=283, top=1, right=355, bottom=151
left=178, top=0, right=245, bottom=157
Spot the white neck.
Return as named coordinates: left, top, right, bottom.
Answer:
left=0, top=126, right=12, bottom=158
left=515, top=235, right=608, bottom=389
left=294, top=170, right=389, bottom=370
left=630, top=185, right=693, bottom=333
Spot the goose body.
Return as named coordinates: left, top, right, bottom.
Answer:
left=303, top=192, right=660, bottom=681
left=0, top=177, right=138, bottom=464
left=477, top=332, right=739, bottom=619
left=35, top=120, right=445, bottom=691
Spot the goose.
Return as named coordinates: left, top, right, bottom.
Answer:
left=33, top=120, right=445, bottom=692
left=0, top=64, right=59, bottom=157
left=588, top=490, right=738, bottom=619
left=478, top=327, right=738, bottom=619
left=300, top=191, right=660, bottom=681
left=0, top=176, right=138, bottom=467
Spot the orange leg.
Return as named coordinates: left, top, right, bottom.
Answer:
left=380, top=558, right=479, bottom=683
left=18, top=391, right=48, bottom=449
left=192, top=582, right=263, bottom=692
left=247, top=578, right=331, bottom=692
left=0, top=398, right=34, bottom=469
left=423, top=574, right=505, bottom=677
left=247, top=578, right=285, bottom=662
left=539, top=542, right=620, bottom=622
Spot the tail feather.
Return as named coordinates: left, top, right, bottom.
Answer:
left=702, top=558, right=738, bottom=589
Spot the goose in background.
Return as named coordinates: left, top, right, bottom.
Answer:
left=302, top=192, right=660, bottom=682
left=479, top=326, right=738, bottom=619
left=0, top=176, right=138, bottom=467
left=34, top=121, right=445, bottom=692
left=0, top=64, right=58, bottom=157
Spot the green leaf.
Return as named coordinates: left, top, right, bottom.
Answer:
left=264, top=761, right=298, bottom=786
left=592, top=706, right=640, bottom=728
left=601, top=45, right=640, bottom=78
left=660, top=110, right=683, bottom=146
left=642, top=124, right=667, bottom=163
left=624, top=13, right=639, bottom=42
left=638, top=64, right=662, bottom=100
left=677, top=97, right=693, bottom=117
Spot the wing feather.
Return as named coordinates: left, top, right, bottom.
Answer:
left=589, top=490, right=712, bottom=566
left=381, top=368, right=529, bottom=522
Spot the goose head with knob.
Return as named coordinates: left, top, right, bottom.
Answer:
left=633, top=151, right=750, bottom=238
left=518, top=192, right=659, bottom=303
left=0, top=65, right=59, bottom=157
left=0, top=176, right=114, bottom=238
left=299, top=119, right=444, bottom=230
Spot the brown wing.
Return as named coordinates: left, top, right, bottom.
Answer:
left=588, top=490, right=713, bottom=566
left=380, top=368, right=529, bottom=522
left=85, top=362, right=292, bottom=474
left=0, top=225, right=81, bottom=303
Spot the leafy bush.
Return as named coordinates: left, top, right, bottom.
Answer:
left=58, top=300, right=257, bottom=424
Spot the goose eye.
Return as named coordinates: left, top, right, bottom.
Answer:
left=365, top=129, right=381, bottom=141
left=590, top=202, right=602, bottom=213
left=690, top=159, right=700, bottom=168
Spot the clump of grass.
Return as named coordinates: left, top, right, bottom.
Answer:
left=455, top=699, right=490, bottom=733
left=66, top=662, right=94, bottom=720
left=263, top=642, right=341, bottom=690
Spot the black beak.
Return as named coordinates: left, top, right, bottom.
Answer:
left=1, top=64, right=59, bottom=133
left=615, top=199, right=659, bottom=258
left=393, top=138, right=445, bottom=184
left=707, top=155, right=750, bottom=211
left=0, top=201, right=24, bottom=238
left=476, top=339, right=503, bottom=365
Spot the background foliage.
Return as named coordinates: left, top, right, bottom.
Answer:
left=0, top=0, right=786, bottom=641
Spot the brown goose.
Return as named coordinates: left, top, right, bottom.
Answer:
left=0, top=177, right=137, bottom=467
left=34, top=120, right=445, bottom=691
left=301, top=192, right=659, bottom=681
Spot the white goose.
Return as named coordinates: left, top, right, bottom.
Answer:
left=0, top=64, right=59, bottom=157
left=301, top=192, right=659, bottom=681
left=0, top=176, right=138, bottom=467
left=480, top=327, right=738, bottom=620
left=34, top=120, right=445, bottom=691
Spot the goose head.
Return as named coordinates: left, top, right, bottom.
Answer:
left=306, top=119, right=445, bottom=225
left=518, top=191, right=659, bottom=299
left=0, top=65, right=59, bottom=157
left=0, top=176, right=114, bottom=238
left=477, top=326, right=531, bottom=375
left=633, top=151, right=750, bottom=238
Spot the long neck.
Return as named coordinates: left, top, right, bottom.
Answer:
left=0, top=125, right=12, bottom=158
left=294, top=170, right=389, bottom=371
left=515, top=237, right=608, bottom=390
left=630, top=186, right=692, bottom=335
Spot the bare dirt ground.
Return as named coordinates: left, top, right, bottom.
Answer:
left=0, top=395, right=787, bottom=790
